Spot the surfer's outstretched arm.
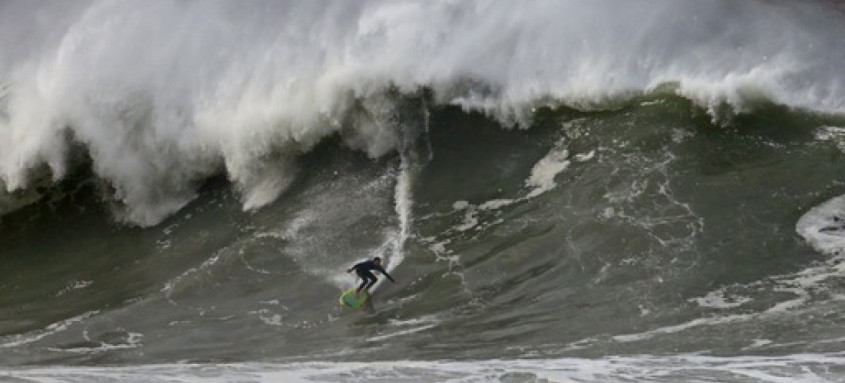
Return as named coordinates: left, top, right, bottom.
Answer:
left=375, top=265, right=395, bottom=283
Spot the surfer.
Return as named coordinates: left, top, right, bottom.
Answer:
left=347, top=256, right=395, bottom=298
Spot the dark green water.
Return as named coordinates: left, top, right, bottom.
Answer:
left=3, top=1, right=845, bottom=381
left=3, top=99, right=845, bottom=382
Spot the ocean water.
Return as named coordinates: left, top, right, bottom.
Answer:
left=2, top=1, right=845, bottom=382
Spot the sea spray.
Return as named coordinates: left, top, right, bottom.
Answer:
left=2, top=0, right=845, bottom=228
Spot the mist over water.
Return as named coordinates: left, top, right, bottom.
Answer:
left=3, top=1, right=845, bottom=382
left=1, top=0, right=845, bottom=225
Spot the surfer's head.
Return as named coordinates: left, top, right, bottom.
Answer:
left=373, top=256, right=382, bottom=265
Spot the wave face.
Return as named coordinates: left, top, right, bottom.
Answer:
left=3, top=1, right=845, bottom=382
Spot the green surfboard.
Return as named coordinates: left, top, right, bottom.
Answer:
left=338, top=289, right=369, bottom=308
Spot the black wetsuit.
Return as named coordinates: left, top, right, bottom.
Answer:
left=351, top=260, right=394, bottom=293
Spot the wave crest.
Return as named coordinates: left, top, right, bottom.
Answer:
left=2, top=0, right=844, bottom=225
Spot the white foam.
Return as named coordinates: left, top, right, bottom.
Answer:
left=360, top=156, right=415, bottom=293
left=4, top=354, right=845, bottom=383
left=161, top=251, right=224, bottom=300
left=692, top=289, right=753, bottom=309
left=257, top=311, right=284, bottom=327
left=525, top=144, right=570, bottom=198
left=47, top=330, right=144, bottom=354
left=611, top=313, right=753, bottom=343
left=796, top=195, right=845, bottom=255
left=573, top=150, right=595, bottom=162
left=447, top=142, right=593, bottom=234
left=814, top=125, right=845, bottom=147
left=654, top=252, right=845, bottom=346
left=55, top=280, right=93, bottom=297
left=744, top=339, right=774, bottom=350
left=0, top=310, right=99, bottom=348
left=2, top=1, right=845, bottom=225
left=455, top=209, right=480, bottom=232
left=365, top=323, right=438, bottom=342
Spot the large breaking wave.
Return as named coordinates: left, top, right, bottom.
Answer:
left=2, top=0, right=845, bottom=226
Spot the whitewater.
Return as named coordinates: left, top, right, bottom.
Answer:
left=3, top=0, right=845, bottom=382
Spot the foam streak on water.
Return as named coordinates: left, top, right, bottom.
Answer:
left=4, top=354, right=845, bottom=383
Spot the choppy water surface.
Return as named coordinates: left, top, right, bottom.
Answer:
left=3, top=1, right=845, bottom=381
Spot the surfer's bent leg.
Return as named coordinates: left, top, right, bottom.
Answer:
left=356, top=271, right=378, bottom=294
left=364, top=277, right=378, bottom=291
left=356, top=270, right=377, bottom=293
left=356, top=278, right=368, bottom=293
